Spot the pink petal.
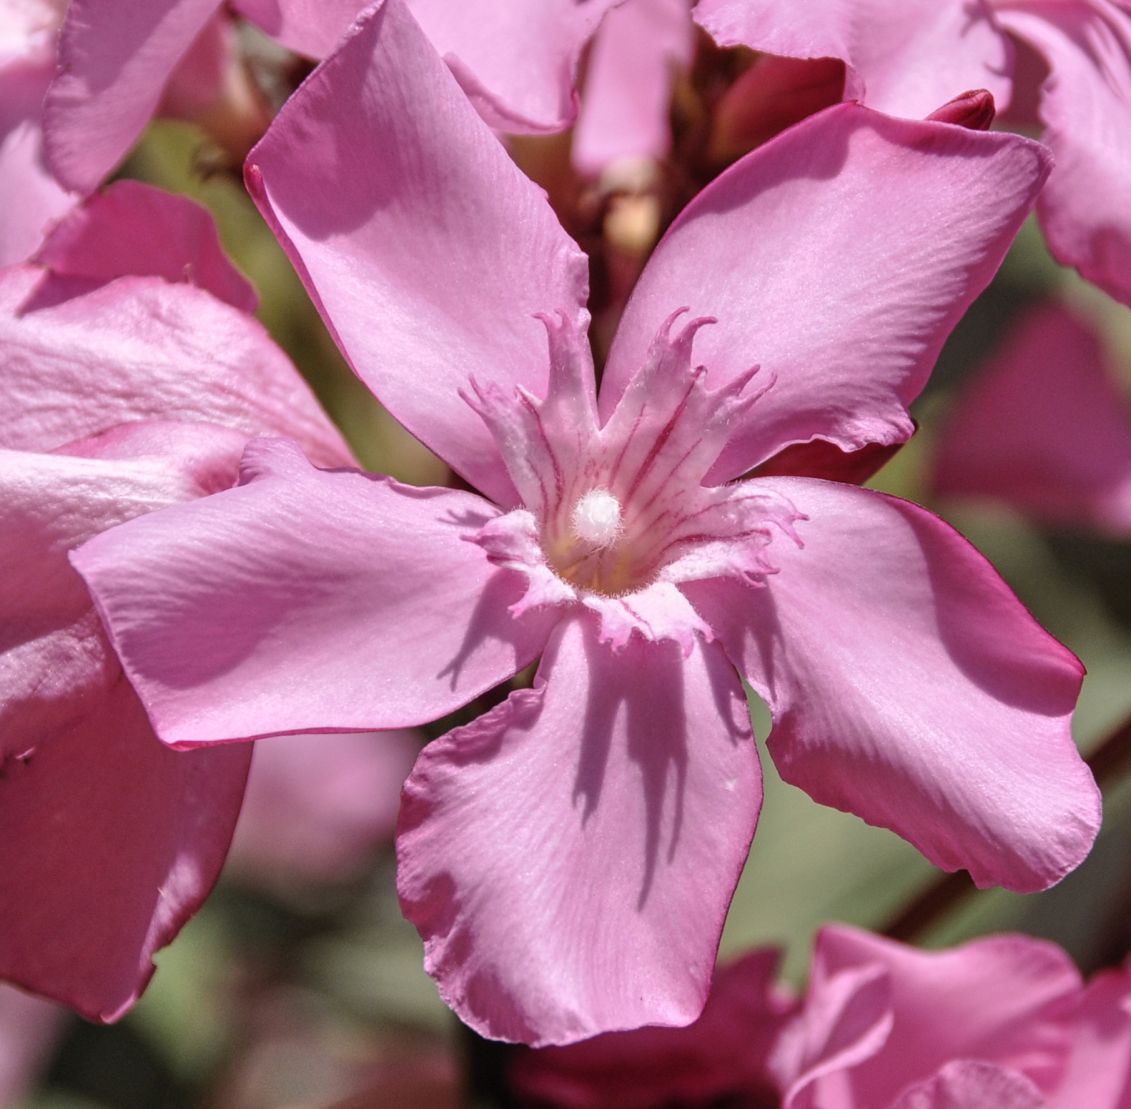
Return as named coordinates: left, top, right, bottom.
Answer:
left=0, top=50, right=76, bottom=265
left=396, top=616, right=761, bottom=1045
left=0, top=266, right=350, bottom=466
left=998, top=0, right=1131, bottom=306
left=934, top=301, right=1131, bottom=537
left=246, top=0, right=589, bottom=506
left=0, top=676, right=250, bottom=1021
left=600, top=103, right=1051, bottom=482
left=694, top=0, right=1012, bottom=119
left=890, top=1061, right=1046, bottom=1109
left=511, top=949, right=795, bottom=1108
left=231, top=0, right=365, bottom=58
left=572, top=0, right=694, bottom=176
left=405, top=0, right=620, bottom=133
left=684, top=477, right=1100, bottom=892
left=74, top=438, right=557, bottom=745
left=805, top=926, right=1082, bottom=1106
left=43, top=0, right=224, bottom=194
left=1051, top=964, right=1131, bottom=1107
left=33, top=179, right=257, bottom=312
left=229, top=729, right=420, bottom=886
left=0, top=422, right=249, bottom=763
left=0, top=987, right=64, bottom=1106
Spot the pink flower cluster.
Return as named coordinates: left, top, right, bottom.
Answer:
left=0, top=0, right=1127, bottom=1083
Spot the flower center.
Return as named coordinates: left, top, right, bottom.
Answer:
left=570, top=489, right=623, bottom=547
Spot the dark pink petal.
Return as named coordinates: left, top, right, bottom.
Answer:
left=774, top=961, right=893, bottom=1109
left=1051, top=964, right=1131, bottom=1107
left=406, top=0, right=620, bottom=133
left=74, top=438, right=557, bottom=745
left=0, top=47, right=76, bottom=265
left=694, top=0, right=1012, bottom=118
left=685, top=478, right=1099, bottom=892
left=934, top=302, right=1131, bottom=537
left=0, top=422, right=248, bottom=762
left=397, top=617, right=761, bottom=1045
left=805, top=926, right=1081, bottom=1106
left=999, top=0, right=1131, bottom=306
left=0, top=267, right=350, bottom=466
left=511, top=949, right=795, bottom=1108
left=0, top=676, right=250, bottom=1021
left=231, top=0, right=365, bottom=58
left=229, top=729, right=420, bottom=886
left=600, top=104, right=1051, bottom=482
left=890, top=1061, right=1045, bottom=1109
left=33, top=179, right=257, bottom=312
left=572, top=0, right=694, bottom=176
left=247, top=0, right=589, bottom=505
left=43, top=0, right=223, bottom=193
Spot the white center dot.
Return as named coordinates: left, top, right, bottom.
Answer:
left=571, top=489, right=623, bottom=548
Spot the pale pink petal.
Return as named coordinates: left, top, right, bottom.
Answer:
left=74, top=438, right=557, bottom=745
left=684, top=478, right=1099, bottom=892
left=694, top=0, right=1012, bottom=119
left=998, top=0, right=1131, bottom=306
left=0, top=55, right=76, bottom=265
left=890, top=1061, right=1046, bottom=1109
left=397, top=616, right=761, bottom=1045
left=0, top=422, right=248, bottom=762
left=572, top=0, right=694, bottom=176
left=33, top=179, right=257, bottom=312
left=0, top=987, right=64, bottom=1104
left=0, top=267, right=350, bottom=466
left=231, top=0, right=365, bottom=58
left=600, top=104, right=1050, bottom=482
left=229, top=729, right=420, bottom=886
left=1051, top=965, right=1131, bottom=1107
left=43, top=0, right=224, bottom=194
left=774, top=964, right=893, bottom=1109
left=511, top=949, right=795, bottom=1108
left=0, top=676, right=250, bottom=1021
left=406, top=0, right=620, bottom=133
left=247, top=0, right=589, bottom=505
left=934, top=302, right=1131, bottom=537
left=805, top=926, right=1081, bottom=1106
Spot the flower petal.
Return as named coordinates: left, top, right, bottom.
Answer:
left=694, top=0, right=1012, bottom=119
left=890, top=1061, right=1046, bottom=1109
left=806, top=926, right=1082, bottom=1106
left=231, top=0, right=364, bottom=58
left=600, top=103, right=1051, bottom=482
left=934, top=301, right=1131, bottom=537
left=74, top=438, right=557, bottom=745
left=33, top=179, right=257, bottom=312
left=1051, top=963, right=1131, bottom=1107
left=998, top=0, right=1131, bottom=306
left=246, top=0, right=589, bottom=505
left=0, top=675, right=249, bottom=1021
left=396, top=616, right=761, bottom=1045
left=572, top=0, right=694, bottom=176
left=405, top=0, right=619, bottom=133
left=684, top=477, right=1099, bottom=892
left=0, top=987, right=64, bottom=1107
left=43, top=0, right=223, bottom=194
left=0, top=267, right=350, bottom=466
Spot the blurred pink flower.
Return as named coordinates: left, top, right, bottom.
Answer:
left=934, top=301, right=1131, bottom=538
left=0, top=986, right=65, bottom=1106
left=0, top=182, right=352, bottom=1020
left=75, top=0, right=1098, bottom=1045
left=698, top=0, right=1131, bottom=306
left=228, top=729, right=420, bottom=890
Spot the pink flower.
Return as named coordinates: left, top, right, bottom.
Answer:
left=697, top=0, right=1131, bottom=306
left=934, top=301, right=1131, bottom=539
left=75, top=0, right=1099, bottom=1044
left=0, top=182, right=352, bottom=1020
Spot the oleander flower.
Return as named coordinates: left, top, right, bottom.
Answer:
left=0, top=182, right=352, bottom=1019
left=74, top=0, right=1099, bottom=1045
left=697, top=0, right=1131, bottom=306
